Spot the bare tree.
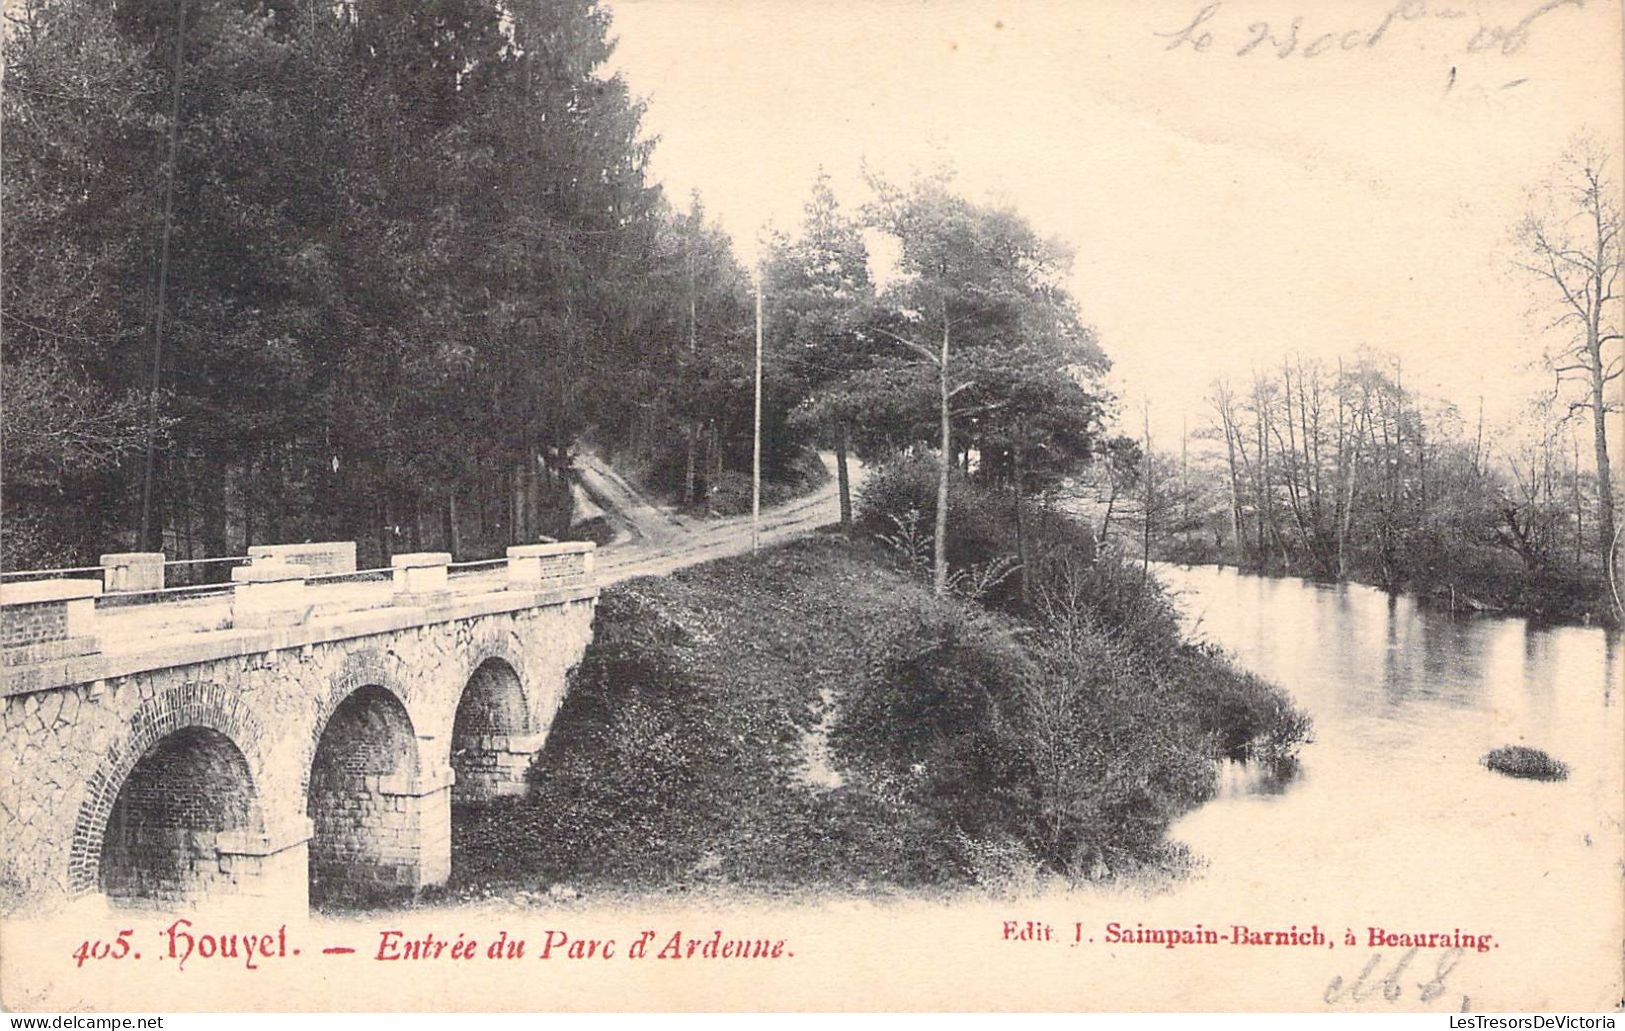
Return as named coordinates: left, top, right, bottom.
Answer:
left=1514, top=137, right=1624, bottom=590
left=1209, top=380, right=1247, bottom=565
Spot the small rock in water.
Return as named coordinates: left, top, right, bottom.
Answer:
left=1482, top=745, right=1569, bottom=781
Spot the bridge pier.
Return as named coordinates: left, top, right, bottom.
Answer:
left=320, top=762, right=457, bottom=893
left=213, top=822, right=314, bottom=909
left=453, top=731, right=547, bottom=800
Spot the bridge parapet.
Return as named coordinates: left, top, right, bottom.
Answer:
left=247, top=541, right=356, bottom=576
left=230, top=561, right=312, bottom=628
left=507, top=541, right=595, bottom=591
left=2, top=539, right=601, bottom=697
left=1, top=578, right=102, bottom=667
left=1, top=536, right=600, bottom=913
left=392, top=552, right=452, bottom=603
left=99, top=552, right=164, bottom=592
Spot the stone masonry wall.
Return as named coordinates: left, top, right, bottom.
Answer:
left=0, top=594, right=596, bottom=910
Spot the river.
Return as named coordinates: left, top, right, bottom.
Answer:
left=1152, top=562, right=1624, bottom=1009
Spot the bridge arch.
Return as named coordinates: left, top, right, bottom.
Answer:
left=101, top=728, right=263, bottom=904
left=69, top=683, right=270, bottom=900
left=305, top=670, right=448, bottom=902
left=300, top=652, right=423, bottom=799
left=450, top=655, right=535, bottom=802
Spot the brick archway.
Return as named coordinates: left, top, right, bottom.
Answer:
left=69, top=682, right=268, bottom=896
left=304, top=651, right=452, bottom=902
left=297, top=651, right=425, bottom=794
left=100, top=727, right=262, bottom=904
left=450, top=655, right=535, bottom=804
left=457, top=631, right=531, bottom=721
left=306, top=684, right=428, bottom=902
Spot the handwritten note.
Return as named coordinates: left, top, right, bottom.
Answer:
left=1154, top=0, right=1584, bottom=59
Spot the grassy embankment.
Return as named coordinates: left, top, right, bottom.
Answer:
left=446, top=468, right=1310, bottom=902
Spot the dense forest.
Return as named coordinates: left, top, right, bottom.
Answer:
left=4, top=0, right=737, bottom=566
left=2, top=0, right=1108, bottom=576
left=3, top=0, right=1617, bottom=626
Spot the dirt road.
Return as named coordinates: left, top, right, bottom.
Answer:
left=575, top=450, right=863, bottom=585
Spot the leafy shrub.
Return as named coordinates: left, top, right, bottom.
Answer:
left=626, top=438, right=829, bottom=514
left=566, top=514, right=619, bottom=547
left=857, top=453, right=1107, bottom=612
left=833, top=604, right=1041, bottom=840
left=702, top=445, right=830, bottom=515
left=873, top=507, right=1020, bottom=602
left=1029, top=547, right=1186, bottom=654
left=855, top=453, right=1012, bottom=574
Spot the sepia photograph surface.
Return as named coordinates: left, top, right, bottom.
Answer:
left=1, top=0, right=1622, bottom=1014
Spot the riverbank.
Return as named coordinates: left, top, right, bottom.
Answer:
left=1155, top=549, right=1620, bottom=628
left=439, top=534, right=1309, bottom=904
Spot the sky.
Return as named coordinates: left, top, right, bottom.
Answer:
left=601, top=0, right=1623, bottom=451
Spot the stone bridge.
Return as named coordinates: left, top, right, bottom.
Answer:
left=0, top=542, right=598, bottom=912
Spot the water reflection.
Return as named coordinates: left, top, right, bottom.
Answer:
left=1153, top=562, right=1623, bottom=951
left=1213, top=757, right=1299, bottom=799
left=1162, top=565, right=1621, bottom=746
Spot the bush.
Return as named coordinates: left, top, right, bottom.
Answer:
left=856, top=453, right=1011, bottom=569
left=703, top=445, right=830, bottom=515
left=831, top=551, right=1312, bottom=879
left=857, top=453, right=1102, bottom=611
left=846, top=455, right=1312, bottom=878
left=1482, top=745, right=1569, bottom=781
left=833, top=603, right=1042, bottom=843
left=621, top=438, right=829, bottom=514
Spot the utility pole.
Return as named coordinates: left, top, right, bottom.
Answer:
left=683, top=221, right=698, bottom=506
left=139, top=0, right=188, bottom=551
left=752, top=272, right=763, bottom=554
